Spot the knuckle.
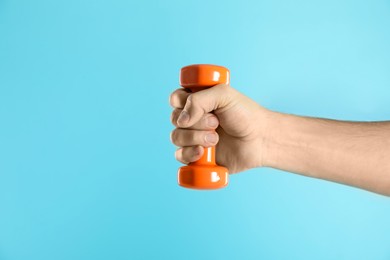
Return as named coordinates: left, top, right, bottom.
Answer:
left=175, top=148, right=188, bottom=164
left=174, top=149, right=181, bottom=160
left=170, top=129, right=179, bottom=145
left=169, top=92, right=176, bottom=107
left=188, top=93, right=198, bottom=103
left=170, top=109, right=180, bottom=125
left=170, top=112, right=175, bottom=125
left=169, top=89, right=183, bottom=107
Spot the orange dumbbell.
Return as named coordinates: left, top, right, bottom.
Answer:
left=177, top=64, right=229, bottom=190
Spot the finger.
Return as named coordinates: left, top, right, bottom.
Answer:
left=175, top=146, right=204, bottom=164
left=169, top=88, right=191, bottom=108
left=171, top=109, right=219, bottom=130
left=170, top=128, right=219, bottom=147
left=176, top=84, right=234, bottom=128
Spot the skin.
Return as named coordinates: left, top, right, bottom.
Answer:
left=169, top=84, right=390, bottom=196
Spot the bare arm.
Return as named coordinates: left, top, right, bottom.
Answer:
left=263, top=112, right=390, bottom=196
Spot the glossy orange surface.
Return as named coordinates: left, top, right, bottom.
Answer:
left=178, top=64, right=229, bottom=190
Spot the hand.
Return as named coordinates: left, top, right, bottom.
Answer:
left=169, top=84, right=270, bottom=174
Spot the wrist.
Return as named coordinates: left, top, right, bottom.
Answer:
left=258, top=109, right=291, bottom=169
left=255, top=107, right=281, bottom=168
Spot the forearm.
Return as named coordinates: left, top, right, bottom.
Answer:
left=262, top=111, right=390, bottom=196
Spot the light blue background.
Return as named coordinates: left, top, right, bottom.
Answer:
left=1, top=0, right=389, bottom=259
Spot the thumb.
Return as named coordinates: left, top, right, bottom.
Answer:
left=177, top=84, right=233, bottom=128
